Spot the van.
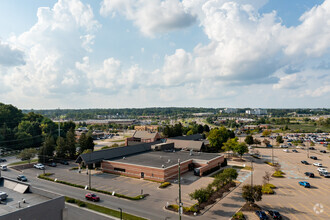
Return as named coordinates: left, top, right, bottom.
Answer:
left=0, top=165, right=7, bottom=171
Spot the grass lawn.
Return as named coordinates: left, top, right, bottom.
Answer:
left=110, top=139, right=126, bottom=142
left=65, top=197, right=147, bottom=220
left=8, top=158, right=38, bottom=166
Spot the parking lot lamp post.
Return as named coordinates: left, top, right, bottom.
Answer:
left=307, top=141, right=310, bottom=159
left=118, top=208, right=122, bottom=220
left=178, top=159, right=182, bottom=220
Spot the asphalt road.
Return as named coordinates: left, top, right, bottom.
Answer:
left=2, top=167, right=181, bottom=220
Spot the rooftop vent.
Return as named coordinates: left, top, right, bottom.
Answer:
left=167, top=159, right=171, bottom=163
left=162, top=165, right=165, bottom=168
left=123, top=157, right=126, bottom=160
left=190, top=149, right=193, bottom=156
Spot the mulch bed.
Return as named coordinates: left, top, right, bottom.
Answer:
left=240, top=202, right=261, bottom=211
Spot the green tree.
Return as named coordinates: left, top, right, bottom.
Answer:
left=78, top=133, right=87, bottom=154
left=242, top=184, right=263, bottom=204
left=244, top=135, right=254, bottom=145
left=65, top=128, right=77, bottom=159
left=262, top=129, right=272, bottom=137
left=208, top=127, right=234, bottom=152
left=86, top=135, right=95, bottom=151
left=55, top=136, right=66, bottom=159
left=17, top=148, right=37, bottom=163
left=186, top=129, right=194, bottom=136
left=197, top=124, right=204, bottom=134
left=276, top=135, right=284, bottom=144
left=234, top=142, right=248, bottom=158
left=222, top=168, right=238, bottom=182
left=189, top=185, right=214, bottom=204
left=39, top=136, right=55, bottom=163
left=203, top=124, right=210, bottom=132
left=222, top=137, right=238, bottom=152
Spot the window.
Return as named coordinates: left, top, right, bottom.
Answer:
left=114, top=167, right=126, bottom=172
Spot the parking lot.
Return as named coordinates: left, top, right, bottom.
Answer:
left=255, top=143, right=330, bottom=220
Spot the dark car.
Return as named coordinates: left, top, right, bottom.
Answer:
left=85, top=193, right=100, bottom=202
left=301, top=160, right=309, bottom=165
left=292, top=149, right=298, bottom=153
left=309, top=147, right=316, bottom=150
left=48, top=162, right=57, bottom=167
left=17, top=175, right=27, bottom=182
left=267, top=210, right=282, bottom=219
left=320, top=150, right=327, bottom=153
left=60, top=160, right=69, bottom=165
left=0, top=158, right=7, bottom=162
left=310, top=156, right=318, bottom=160
left=304, top=172, right=314, bottom=178
left=256, top=210, right=268, bottom=220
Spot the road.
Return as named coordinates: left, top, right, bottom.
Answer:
left=2, top=167, right=182, bottom=220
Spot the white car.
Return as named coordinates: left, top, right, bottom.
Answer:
left=280, top=145, right=288, bottom=148
left=313, top=163, right=322, bottom=167
left=33, top=163, right=45, bottom=170
left=283, top=149, right=289, bottom=152
left=317, top=168, right=327, bottom=172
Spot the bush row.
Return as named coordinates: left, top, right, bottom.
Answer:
left=272, top=171, right=285, bottom=178
left=232, top=211, right=245, bottom=220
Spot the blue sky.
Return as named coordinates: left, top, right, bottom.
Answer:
left=0, top=0, right=329, bottom=109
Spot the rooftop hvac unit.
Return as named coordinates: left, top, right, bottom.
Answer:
left=123, top=157, right=126, bottom=160
left=162, top=165, right=165, bottom=168
left=190, top=149, right=193, bottom=156
left=167, top=159, right=171, bottom=163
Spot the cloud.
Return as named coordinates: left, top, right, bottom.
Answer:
left=3, top=0, right=100, bottom=97
left=100, top=0, right=197, bottom=37
left=273, top=74, right=305, bottom=90
left=0, top=40, right=25, bottom=67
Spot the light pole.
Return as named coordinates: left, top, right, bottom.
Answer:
left=178, top=159, right=182, bottom=220
left=118, top=208, right=122, bottom=220
left=307, top=141, right=310, bottom=159
left=271, top=138, right=274, bottom=164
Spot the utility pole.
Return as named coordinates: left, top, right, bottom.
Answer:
left=89, top=153, right=92, bottom=189
left=271, top=138, right=274, bottom=164
left=307, top=141, right=310, bottom=159
left=178, top=159, right=182, bottom=220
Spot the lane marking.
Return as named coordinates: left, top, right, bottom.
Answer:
left=286, top=203, right=300, bottom=220
left=298, top=202, right=319, bottom=220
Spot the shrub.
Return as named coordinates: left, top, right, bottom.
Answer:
left=261, top=185, right=274, bottom=194
left=264, top=161, right=274, bottom=166
left=77, top=201, right=86, bottom=207
left=232, top=211, right=245, bottom=220
left=272, top=171, right=285, bottom=177
left=159, top=182, right=171, bottom=188
left=264, top=183, right=276, bottom=189
left=66, top=198, right=76, bottom=203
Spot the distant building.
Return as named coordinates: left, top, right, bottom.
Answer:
left=134, top=125, right=159, bottom=132
left=125, top=131, right=162, bottom=146
left=245, top=108, right=268, bottom=115
left=192, top=112, right=214, bottom=117
left=221, top=108, right=238, bottom=114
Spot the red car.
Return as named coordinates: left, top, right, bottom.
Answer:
left=85, top=193, right=100, bottom=202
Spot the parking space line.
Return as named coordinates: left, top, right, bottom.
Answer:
left=285, top=203, right=299, bottom=220
left=298, top=203, right=318, bottom=220
left=288, top=203, right=312, bottom=220
left=288, top=183, right=309, bottom=196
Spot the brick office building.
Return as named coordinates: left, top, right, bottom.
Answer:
left=76, top=141, right=224, bottom=182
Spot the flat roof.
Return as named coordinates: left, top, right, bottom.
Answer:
left=106, top=150, right=222, bottom=169
left=0, top=187, right=49, bottom=215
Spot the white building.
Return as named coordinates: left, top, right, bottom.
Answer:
left=245, top=108, right=267, bottom=115
left=222, top=108, right=238, bottom=114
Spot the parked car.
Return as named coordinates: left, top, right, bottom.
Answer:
left=59, top=160, right=69, bottom=165
left=309, top=147, right=316, bottom=150
left=0, top=165, right=7, bottom=171
left=280, top=145, right=288, bottom=148
left=34, top=163, right=45, bottom=169
left=310, top=156, right=318, bottom=160
left=320, top=150, right=327, bottom=153
left=304, top=172, right=314, bottom=178
left=322, top=172, right=330, bottom=178
left=48, top=162, right=57, bottom=167
left=317, top=168, right=327, bottom=172
left=0, top=192, right=8, bottom=201
left=313, top=163, right=322, bottom=167
left=85, top=193, right=100, bottom=202
left=255, top=210, right=268, bottom=220
left=0, top=158, right=7, bottom=162
left=299, top=181, right=310, bottom=188
left=292, top=149, right=298, bottom=153
left=301, top=160, right=309, bottom=165
left=17, top=175, right=28, bottom=182
left=267, top=210, right=282, bottom=219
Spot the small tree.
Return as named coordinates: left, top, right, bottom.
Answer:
left=254, top=138, right=261, bottom=146
left=55, top=136, right=66, bottom=159
left=242, top=184, right=262, bottom=204
left=234, top=143, right=248, bottom=158
left=17, top=148, right=37, bottom=164
left=262, top=130, right=272, bottom=137
left=263, top=171, right=272, bottom=184
left=244, top=135, right=254, bottom=145
left=189, top=186, right=213, bottom=204
left=276, top=136, right=284, bottom=144
left=222, top=168, right=238, bottom=182
left=262, top=139, right=270, bottom=146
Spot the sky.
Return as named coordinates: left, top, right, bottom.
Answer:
left=0, top=0, right=329, bottom=109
